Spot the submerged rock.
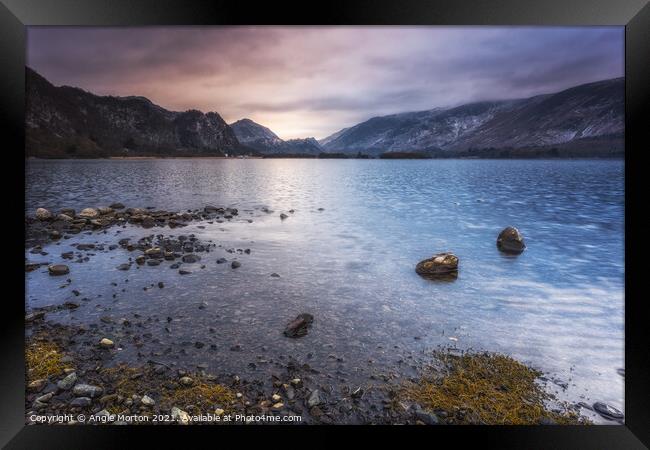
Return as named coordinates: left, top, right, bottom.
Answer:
left=284, top=313, right=314, bottom=338
left=48, top=264, right=70, bottom=276
left=415, top=253, right=458, bottom=280
left=496, top=227, right=526, bottom=254
left=181, top=254, right=200, bottom=263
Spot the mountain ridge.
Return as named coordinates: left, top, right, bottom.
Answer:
left=25, top=67, right=247, bottom=158
left=321, top=77, right=624, bottom=156
left=230, top=119, right=323, bottom=155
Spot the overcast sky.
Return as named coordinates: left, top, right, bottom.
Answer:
left=27, top=26, right=623, bottom=140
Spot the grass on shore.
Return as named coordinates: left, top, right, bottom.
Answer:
left=404, top=351, right=586, bottom=425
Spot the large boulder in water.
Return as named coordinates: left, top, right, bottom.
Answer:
left=496, top=227, right=526, bottom=254
left=415, top=252, right=458, bottom=280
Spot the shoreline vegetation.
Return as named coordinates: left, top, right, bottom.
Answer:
left=24, top=203, right=614, bottom=425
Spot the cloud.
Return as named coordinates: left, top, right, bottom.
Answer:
left=27, top=26, right=623, bottom=139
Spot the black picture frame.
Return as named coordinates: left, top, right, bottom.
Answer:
left=1, top=0, right=648, bottom=448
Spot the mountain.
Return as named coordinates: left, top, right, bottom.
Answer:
left=230, top=118, right=323, bottom=155
left=25, top=67, right=245, bottom=158
left=321, top=78, right=624, bottom=156
left=230, top=118, right=284, bottom=152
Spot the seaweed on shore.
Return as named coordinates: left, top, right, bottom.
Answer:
left=404, top=351, right=588, bottom=425
left=25, top=337, right=69, bottom=382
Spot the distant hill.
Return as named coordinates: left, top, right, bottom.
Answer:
left=230, top=118, right=323, bottom=155
left=25, top=67, right=247, bottom=158
left=321, top=78, right=624, bottom=157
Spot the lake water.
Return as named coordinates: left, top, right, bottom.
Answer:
left=25, top=159, right=625, bottom=422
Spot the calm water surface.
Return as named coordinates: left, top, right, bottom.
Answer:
left=25, top=159, right=625, bottom=422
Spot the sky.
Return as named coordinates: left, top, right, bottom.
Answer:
left=27, top=26, right=623, bottom=140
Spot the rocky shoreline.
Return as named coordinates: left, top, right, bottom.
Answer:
left=25, top=203, right=621, bottom=425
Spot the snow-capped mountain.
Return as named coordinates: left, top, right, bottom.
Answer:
left=321, top=78, right=624, bottom=155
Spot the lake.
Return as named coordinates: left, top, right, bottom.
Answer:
left=25, top=158, right=625, bottom=423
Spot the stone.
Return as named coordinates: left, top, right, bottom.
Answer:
left=171, top=406, right=191, bottom=424
left=135, top=255, right=146, bottom=265
left=181, top=254, right=200, bottom=263
left=284, top=313, right=314, bottom=338
left=280, top=213, right=288, bottom=220
left=496, top=226, right=526, bottom=254
left=36, top=392, right=54, bottom=403
left=214, top=408, right=225, bottom=416
left=28, top=379, right=46, bottom=392
left=110, top=202, right=125, bottom=209
left=270, top=273, right=281, bottom=278
left=116, top=263, right=131, bottom=271
left=99, top=338, right=114, bottom=348
left=179, top=376, right=193, bottom=386
left=593, top=402, right=624, bottom=420
left=57, top=213, right=74, bottom=222
left=98, top=206, right=114, bottom=215
left=73, top=384, right=104, bottom=398
left=141, top=217, right=156, bottom=228
left=48, top=264, right=70, bottom=276
left=231, top=261, right=241, bottom=269
left=141, top=395, right=155, bottom=406
left=144, top=247, right=163, bottom=258
left=413, top=406, right=440, bottom=425
left=415, top=252, right=458, bottom=279
left=78, top=208, right=100, bottom=219
left=70, top=397, right=92, bottom=407
left=57, top=372, right=77, bottom=390
left=36, top=208, right=53, bottom=220
left=272, top=394, right=281, bottom=402
left=272, top=402, right=284, bottom=409
left=216, top=258, right=227, bottom=264
left=307, top=389, right=321, bottom=408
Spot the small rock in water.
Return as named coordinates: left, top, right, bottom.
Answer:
left=280, top=213, right=288, bottom=220
left=181, top=254, right=200, bottom=263
left=116, top=263, right=131, bottom=271
left=216, top=258, right=227, bottom=264
left=48, top=264, right=70, bottom=276
left=307, top=389, right=321, bottom=408
left=231, top=261, right=241, bottom=269
left=36, top=208, right=53, bottom=221
left=78, top=208, right=100, bottom=219
left=284, top=313, right=314, bottom=338
left=99, top=338, right=114, bottom=348
left=415, top=252, right=458, bottom=280
left=496, top=226, right=526, bottom=254
left=270, top=273, right=281, bottom=278
left=592, top=402, right=624, bottom=420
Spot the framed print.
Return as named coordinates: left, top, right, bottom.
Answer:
left=1, top=0, right=648, bottom=448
